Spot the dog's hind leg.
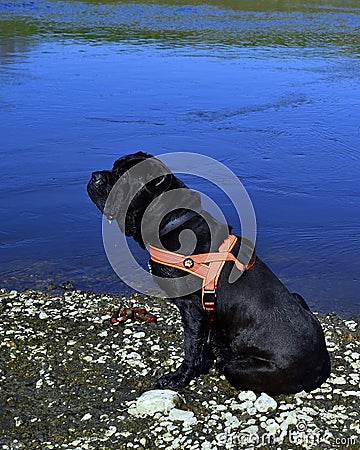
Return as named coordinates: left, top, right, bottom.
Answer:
left=221, top=357, right=303, bottom=395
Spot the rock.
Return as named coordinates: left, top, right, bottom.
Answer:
left=344, top=320, right=357, bottom=331
left=254, top=393, right=277, bottom=413
left=264, top=418, right=279, bottom=434
left=133, top=331, right=146, bottom=339
left=278, top=411, right=298, bottom=431
left=59, top=281, right=74, bottom=290
left=238, top=390, right=257, bottom=402
left=46, top=284, right=56, bottom=291
left=294, top=390, right=308, bottom=399
left=126, top=351, right=142, bottom=367
left=241, top=425, right=259, bottom=435
left=80, top=413, right=92, bottom=421
left=235, top=400, right=253, bottom=411
left=105, top=426, right=117, bottom=437
left=129, top=390, right=182, bottom=417
left=222, top=412, right=240, bottom=429
left=168, top=408, right=197, bottom=426
left=330, top=376, right=347, bottom=385
left=39, top=312, right=48, bottom=320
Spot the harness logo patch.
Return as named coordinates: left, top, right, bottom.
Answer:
left=183, top=258, right=195, bottom=268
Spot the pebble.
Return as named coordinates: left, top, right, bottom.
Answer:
left=223, top=411, right=241, bottom=429
left=344, top=320, right=357, bottom=331
left=105, top=426, right=117, bottom=437
left=263, top=418, right=279, bottom=434
left=330, top=376, right=347, bottom=385
left=133, top=331, right=146, bottom=339
left=238, top=390, right=257, bottom=402
left=234, top=400, right=253, bottom=411
left=129, top=390, right=182, bottom=416
left=241, top=425, right=259, bottom=434
left=168, top=408, right=198, bottom=426
left=254, top=393, right=277, bottom=412
left=80, top=414, right=92, bottom=421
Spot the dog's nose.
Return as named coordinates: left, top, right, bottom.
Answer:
left=92, top=172, right=103, bottom=184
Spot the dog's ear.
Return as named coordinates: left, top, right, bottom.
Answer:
left=112, top=151, right=153, bottom=174
left=144, top=174, right=172, bottom=196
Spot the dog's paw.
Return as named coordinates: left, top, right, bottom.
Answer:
left=155, top=372, right=186, bottom=390
left=155, top=363, right=196, bottom=389
left=200, top=357, right=214, bottom=375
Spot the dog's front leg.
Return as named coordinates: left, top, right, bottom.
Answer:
left=156, top=298, right=212, bottom=389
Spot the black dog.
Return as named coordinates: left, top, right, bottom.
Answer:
left=87, top=151, right=330, bottom=395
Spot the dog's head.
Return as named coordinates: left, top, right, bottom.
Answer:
left=87, top=151, right=200, bottom=247
left=87, top=152, right=170, bottom=218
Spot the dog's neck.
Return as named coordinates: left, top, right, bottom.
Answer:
left=159, top=210, right=199, bottom=238
left=153, top=209, right=231, bottom=255
left=124, top=180, right=231, bottom=253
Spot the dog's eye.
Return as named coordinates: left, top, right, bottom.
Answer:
left=121, top=171, right=129, bottom=182
left=115, top=170, right=128, bottom=181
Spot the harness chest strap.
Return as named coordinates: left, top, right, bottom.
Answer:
left=148, top=235, right=256, bottom=312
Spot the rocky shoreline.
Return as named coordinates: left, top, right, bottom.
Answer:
left=0, top=288, right=359, bottom=449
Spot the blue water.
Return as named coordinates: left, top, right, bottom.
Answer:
left=0, top=1, right=359, bottom=316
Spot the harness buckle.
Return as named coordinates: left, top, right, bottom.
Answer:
left=202, top=290, right=216, bottom=312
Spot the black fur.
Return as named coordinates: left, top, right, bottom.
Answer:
left=87, top=152, right=331, bottom=395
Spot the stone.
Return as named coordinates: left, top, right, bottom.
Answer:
left=105, top=426, right=117, bottom=437
left=130, top=390, right=182, bottom=416
left=238, top=390, right=257, bottom=402
left=169, top=408, right=198, bottom=426
left=279, top=411, right=298, bottom=431
left=223, top=412, right=240, bottom=429
left=331, top=376, right=347, bottom=385
left=344, top=320, right=357, bottom=331
left=133, top=331, right=146, bottom=339
left=81, top=413, right=92, bottom=421
left=241, top=425, right=259, bottom=435
left=264, top=418, right=279, bottom=434
left=236, top=400, right=253, bottom=411
left=254, top=393, right=277, bottom=413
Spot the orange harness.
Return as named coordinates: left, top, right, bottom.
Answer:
left=149, top=235, right=256, bottom=312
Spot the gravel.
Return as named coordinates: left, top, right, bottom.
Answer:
left=0, top=288, right=359, bottom=449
